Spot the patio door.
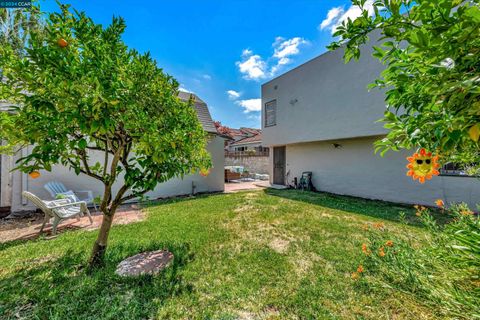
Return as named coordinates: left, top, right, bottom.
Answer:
left=273, top=146, right=286, bottom=185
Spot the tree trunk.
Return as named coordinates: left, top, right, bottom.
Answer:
left=89, top=213, right=114, bottom=267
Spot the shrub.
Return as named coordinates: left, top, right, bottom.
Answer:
left=354, top=204, right=480, bottom=319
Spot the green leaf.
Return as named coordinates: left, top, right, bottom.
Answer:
left=78, top=138, right=87, bottom=149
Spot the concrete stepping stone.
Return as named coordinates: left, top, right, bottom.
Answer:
left=115, top=250, right=173, bottom=277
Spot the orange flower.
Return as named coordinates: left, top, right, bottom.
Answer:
left=29, top=171, right=41, bottom=179
left=435, top=199, right=445, bottom=208
left=357, top=265, right=364, bottom=273
left=361, top=243, right=371, bottom=256
left=460, top=209, right=474, bottom=216
left=379, top=247, right=386, bottom=257
left=351, top=272, right=360, bottom=280
left=415, top=205, right=427, bottom=216
left=406, top=148, right=440, bottom=184
left=385, top=240, right=394, bottom=247
left=373, top=222, right=385, bottom=230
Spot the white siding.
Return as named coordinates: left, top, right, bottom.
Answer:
left=10, top=136, right=225, bottom=213
left=283, top=137, right=480, bottom=209
left=262, top=32, right=387, bottom=146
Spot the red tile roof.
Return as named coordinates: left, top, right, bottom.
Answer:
left=230, top=133, right=262, bottom=146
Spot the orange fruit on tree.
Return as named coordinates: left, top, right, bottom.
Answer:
left=29, top=171, right=41, bottom=179
left=57, top=38, right=68, bottom=48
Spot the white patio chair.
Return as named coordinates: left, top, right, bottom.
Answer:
left=22, top=191, right=93, bottom=235
left=44, top=181, right=98, bottom=211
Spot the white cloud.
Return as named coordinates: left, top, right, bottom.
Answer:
left=273, top=37, right=309, bottom=65
left=237, top=36, right=308, bottom=81
left=236, top=98, right=261, bottom=113
left=227, top=90, right=241, bottom=100
left=242, top=49, right=253, bottom=56
left=236, top=51, right=268, bottom=80
left=179, top=86, right=194, bottom=93
left=202, top=74, right=212, bottom=80
left=320, top=6, right=344, bottom=30
left=320, top=1, right=375, bottom=34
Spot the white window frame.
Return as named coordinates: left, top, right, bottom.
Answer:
left=264, top=100, right=277, bottom=127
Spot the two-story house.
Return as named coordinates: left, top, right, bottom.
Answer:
left=261, top=42, right=480, bottom=208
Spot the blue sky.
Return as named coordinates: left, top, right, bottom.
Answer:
left=41, top=0, right=363, bottom=129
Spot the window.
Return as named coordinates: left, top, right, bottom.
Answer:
left=440, top=162, right=477, bottom=177
left=265, top=100, right=276, bottom=127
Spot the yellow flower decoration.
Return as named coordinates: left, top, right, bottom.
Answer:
left=406, top=148, right=440, bottom=184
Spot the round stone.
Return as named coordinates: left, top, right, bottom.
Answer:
left=115, top=250, right=174, bottom=277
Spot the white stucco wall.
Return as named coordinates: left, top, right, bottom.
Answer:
left=283, top=137, right=480, bottom=209
left=262, top=32, right=387, bottom=146
left=9, top=135, right=225, bottom=213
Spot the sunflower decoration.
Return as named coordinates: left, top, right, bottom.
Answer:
left=406, top=148, right=440, bottom=184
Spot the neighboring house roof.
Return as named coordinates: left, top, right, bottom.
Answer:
left=215, top=124, right=262, bottom=141
left=0, top=91, right=218, bottom=135
left=178, top=91, right=217, bottom=134
left=239, top=127, right=261, bottom=136
left=230, top=133, right=263, bottom=146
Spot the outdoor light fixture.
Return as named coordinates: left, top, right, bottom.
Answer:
left=333, top=143, right=342, bottom=149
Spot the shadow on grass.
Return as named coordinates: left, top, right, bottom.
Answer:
left=264, top=188, right=450, bottom=227
left=0, top=193, right=221, bottom=253
left=0, top=241, right=194, bottom=319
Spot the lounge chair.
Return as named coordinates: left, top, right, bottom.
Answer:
left=44, top=181, right=98, bottom=211
left=22, top=191, right=93, bottom=235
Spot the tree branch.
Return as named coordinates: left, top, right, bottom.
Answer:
left=67, top=158, right=103, bottom=181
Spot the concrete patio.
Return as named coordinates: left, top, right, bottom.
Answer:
left=224, top=180, right=271, bottom=193
left=0, top=204, right=144, bottom=243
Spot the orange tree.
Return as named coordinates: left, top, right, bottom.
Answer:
left=329, top=0, right=480, bottom=169
left=0, top=4, right=210, bottom=266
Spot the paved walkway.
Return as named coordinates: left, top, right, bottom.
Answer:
left=224, top=180, right=271, bottom=193
left=0, top=204, right=143, bottom=243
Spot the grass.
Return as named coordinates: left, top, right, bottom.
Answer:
left=0, top=189, right=450, bottom=319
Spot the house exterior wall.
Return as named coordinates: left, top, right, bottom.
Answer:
left=282, top=137, right=480, bottom=209
left=9, top=135, right=225, bottom=213
left=261, top=34, right=387, bottom=147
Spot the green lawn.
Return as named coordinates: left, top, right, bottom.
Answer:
left=0, top=189, right=445, bottom=319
